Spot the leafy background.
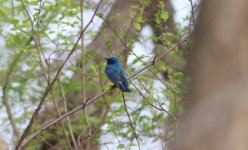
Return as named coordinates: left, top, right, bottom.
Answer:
left=0, top=0, right=198, bottom=149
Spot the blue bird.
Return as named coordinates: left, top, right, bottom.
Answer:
left=105, top=56, right=131, bottom=92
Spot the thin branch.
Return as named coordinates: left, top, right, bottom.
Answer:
left=85, top=105, right=109, bottom=150
left=20, top=0, right=48, bottom=81
left=51, top=91, right=73, bottom=150
left=80, top=0, right=90, bottom=138
left=124, top=0, right=145, bottom=62
left=133, top=79, right=184, bottom=127
left=59, top=81, right=78, bottom=149
left=2, top=53, right=23, bottom=138
left=121, top=91, right=141, bottom=150
left=188, top=0, right=196, bottom=29
left=15, top=1, right=104, bottom=149
left=38, top=135, right=57, bottom=150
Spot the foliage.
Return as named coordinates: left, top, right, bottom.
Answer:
left=0, top=0, right=192, bottom=149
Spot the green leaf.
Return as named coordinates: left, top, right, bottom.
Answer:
left=30, top=1, right=39, bottom=5
left=158, top=1, right=165, bottom=9
left=132, top=55, right=144, bottom=64
left=48, top=31, right=55, bottom=34
left=128, top=143, right=136, bottom=147
left=90, top=65, right=98, bottom=75
left=97, top=13, right=104, bottom=18
left=161, top=11, right=169, bottom=22
left=155, top=16, right=160, bottom=24
left=146, top=97, right=154, bottom=105
left=22, top=22, right=29, bottom=28
left=46, top=1, right=53, bottom=5
left=153, top=112, right=163, bottom=121
left=34, top=12, right=39, bottom=16
left=11, top=26, right=19, bottom=31
left=117, top=143, right=125, bottom=149
left=134, top=23, right=141, bottom=30
left=11, top=17, right=19, bottom=24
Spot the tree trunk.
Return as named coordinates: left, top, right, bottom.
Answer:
left=175, top=0, right=248, bottom=150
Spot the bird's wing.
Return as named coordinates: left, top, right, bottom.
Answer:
left=105, top=65, right=131, bottom=92
left=105, top=67, right=122, bottom=85
left=118, top=68, right=131, bottom=92
left=120, top=68, right=128, bottom=81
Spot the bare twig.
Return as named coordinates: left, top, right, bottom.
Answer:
left=134, top=79, right=184, bottom=127
left=38, top=135, right=57, bottom=150
left=124, top=0, right=145, bottom=62
left=80, top=0, right=90, bottom=139
left=121, top=91, right=141, bottom=150
left=20, top=0, right=48, bottom=81
left=2, top=53, right=23, bottom=138
left=85, top=104, right=110, bottom=150
left=51, top=91, right=73, bottom=150
left=59, top=81, right=78, bottom=149
left=188, top=0, right=196, bottom=29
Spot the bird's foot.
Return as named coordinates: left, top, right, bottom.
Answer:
left=111, top=85, right=117, bottom=88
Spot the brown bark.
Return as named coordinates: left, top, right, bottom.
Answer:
left=175, top=0, right=248, bottom=150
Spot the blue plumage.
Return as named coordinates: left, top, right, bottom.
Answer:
left=105, top=56, right=131, bottom=92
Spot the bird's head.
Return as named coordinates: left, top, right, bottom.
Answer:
left=105, top=56, right=119, bottom=65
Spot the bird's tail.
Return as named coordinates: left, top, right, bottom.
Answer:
left=119, top=81, right=132, bottom=92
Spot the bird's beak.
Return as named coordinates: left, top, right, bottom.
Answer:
left=104, top=57, right=108, bottom=60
